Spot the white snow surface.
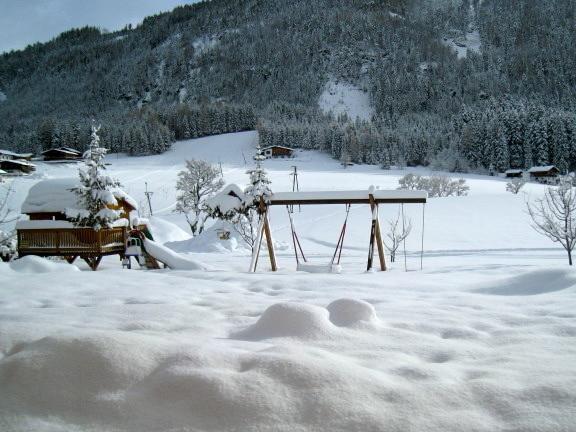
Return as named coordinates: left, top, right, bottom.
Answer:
left=1, top=131, right=576, bottom=431
left=8, top=255, right=80, bottom=273
left=319, top=80, right=374, bottom=121
left=167, top=220, right=248, bottom=254
left=0, top=91, right=6, bottom=102
left=143, top=238, right=209, bottom=271
left=21, top=177, right=137, bottom=214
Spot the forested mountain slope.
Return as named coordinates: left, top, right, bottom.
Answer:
left=0, top=0, right=574, bottom=171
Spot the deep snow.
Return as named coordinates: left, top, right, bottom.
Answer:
left=1, top=131, right=575, bottom=432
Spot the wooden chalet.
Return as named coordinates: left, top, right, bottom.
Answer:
left=504, top=169, right=523, bottom=178
left=17, top=178, right=138, bottom=270
left=528, top=166, right=560, bottom=184
left=0, top=159, right=36, bottom=174
left=42, top=147, right=83, bottom=162
left=262, top=145, right=294, bottom=158
left=0, top=149, right=34, bottom=161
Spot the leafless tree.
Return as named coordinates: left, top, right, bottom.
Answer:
left=176, top=159, right=224, bottom=236
left=398, top=174, right=469, bottom=197
left=383, top=208, right=412, bottom=263
left=506, top=178, right=526, bottom=194
left=0, top=178, right=18, bottom=260
left=527, top=177, right=576, bottom=265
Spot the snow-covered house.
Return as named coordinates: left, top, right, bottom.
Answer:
left=504, top=169, right=523, bottom=178
left=16, top=178, right=138, bottom=270
left=0, top=159, right=36, bottom=174
left=41, top=147, right=82, bottom=162
left=528, top=166, right=560, bottom=184
left=262, top=145, right=294, bottom=158
left=0, top=149, right=34, bottom=161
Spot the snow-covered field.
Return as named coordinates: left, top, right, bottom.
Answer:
left=1, top=132, right=575, bottom=431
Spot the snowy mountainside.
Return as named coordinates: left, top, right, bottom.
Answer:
left=1, top=133, right=576, bottom=431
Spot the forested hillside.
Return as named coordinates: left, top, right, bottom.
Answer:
left=0, top=0, right=574, bottom=171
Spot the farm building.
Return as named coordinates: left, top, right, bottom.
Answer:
left=17, top=178, right=138, bottom=270
left=42, top=147, right=83, bottom=162
left=528, top=166, right=560, bottom=184
left=504, top=169, right=523, bottom=178
left=262, top=145, right=294, bottom=158
left=0, top=159, right=36, bottom=174
left=0, top=149, right=34, bottom=161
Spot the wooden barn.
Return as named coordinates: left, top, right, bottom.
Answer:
left=528, top=166, right=560, bottom=184
left=262, top=145, right=294, bottom=158
left=504, top=169, right=524, bottom=178
left=0, top=149, right=34, bottom=161
left=0, top=159, right=36, bottom=174
left=17, top=178, right=138, bottom=270
left=42, top=147, right=83, bottom=162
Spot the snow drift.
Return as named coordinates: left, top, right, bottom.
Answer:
left=9, top=256, right=80, bottom=274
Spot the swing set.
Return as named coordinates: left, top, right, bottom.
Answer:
left=249, top=188, right=427, bottom=273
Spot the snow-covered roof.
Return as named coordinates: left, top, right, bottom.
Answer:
left=262, top=145, right=294, bottom=151
left=269, top=189, right=427, bottom=205
left=528, top=166, right=558, bottom=173
left=16, top=218, right=129, bottom=230
left=21, top=178, right=137, bottom=214
left=0, top=149, right=34, bottom=158
left=505, top=169, right=523, bottom=174
left=205, top=184, right=245, bottom=215
left=0, top=159, right=36, bottom=167
left=41, top=147, right=82, bottom=156
left=0, top=169, right=6, bottom=175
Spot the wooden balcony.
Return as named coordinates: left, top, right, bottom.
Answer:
left=17, top=227, right=127, bottom=270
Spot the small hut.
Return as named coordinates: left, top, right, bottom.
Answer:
left=262, top=145, right=294, bottom=158
left=17, top=178, right=138, bottom=270
left=0, top=159, right=36, bottom=174
left=504, top=169, right=523, bottom=178
left=0, top=149, right=34, bottom=161
left=528, top=166, right=560, bottom=184
left=42, top=147, right=83, bottom=162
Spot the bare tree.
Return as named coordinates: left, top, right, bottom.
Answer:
left=506, top=178, right=526, bottom=194
left=383, top=208, right=412, bottom=263
left=527, top=177, right=576, bottom=265
left=0, top=178, right=18, bottom=261
left=398, top=174, right=469, bottom=197
left=176, top=159, right=224, bottom=236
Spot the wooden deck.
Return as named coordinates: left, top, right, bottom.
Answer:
left=17, top=227, right=127, bottom=270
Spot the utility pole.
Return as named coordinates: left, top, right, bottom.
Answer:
left=289, top=165, right=300, bottom=213
left=144, top=182, right=154, bottom=216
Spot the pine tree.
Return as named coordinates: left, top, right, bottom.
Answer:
left=70, top=124, right=121, bottom=230
left=244, top=143, right=272, bottom=206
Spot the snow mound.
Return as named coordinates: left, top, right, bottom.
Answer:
left=319, top=80, right=374, bottom=122
left=0, top=332, right=163, bottom=416
left=143, top=239, right=209, bottom=270
left=146, top=216, right=191, bottom=244
left=9, top=256, right=80, bottom=274
left=327, top=298, right=379, bottom=327
left=232, top=303, right=335, bottom=340
left=167, top=220, right=249, bottom=254
left=474, top=269, right=576, bottom=296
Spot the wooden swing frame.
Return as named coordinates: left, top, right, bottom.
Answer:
left=249, top=190, right=427, bottom=272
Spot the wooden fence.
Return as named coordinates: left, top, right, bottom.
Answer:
left=17, top=227, right=127, bottom=270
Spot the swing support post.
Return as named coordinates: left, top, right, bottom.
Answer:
left=367, top=193, right=386, bottom=272
left=249, top=197, right=277, bottom=273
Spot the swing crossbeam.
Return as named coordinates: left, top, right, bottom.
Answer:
left=250, top=190, right=427, bottom=273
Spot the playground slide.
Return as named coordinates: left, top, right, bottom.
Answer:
left=143, top=238, right=208, bottom=271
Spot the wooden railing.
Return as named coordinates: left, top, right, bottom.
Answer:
left=18, top=227, right=127, bottom=256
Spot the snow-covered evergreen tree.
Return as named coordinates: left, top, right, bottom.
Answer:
left=69, top=124, right=121, bottom=230
left=244, top=143, right=272, bottom=207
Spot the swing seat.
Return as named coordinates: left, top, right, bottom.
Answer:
left=296, top=262, right=342, bottom=274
